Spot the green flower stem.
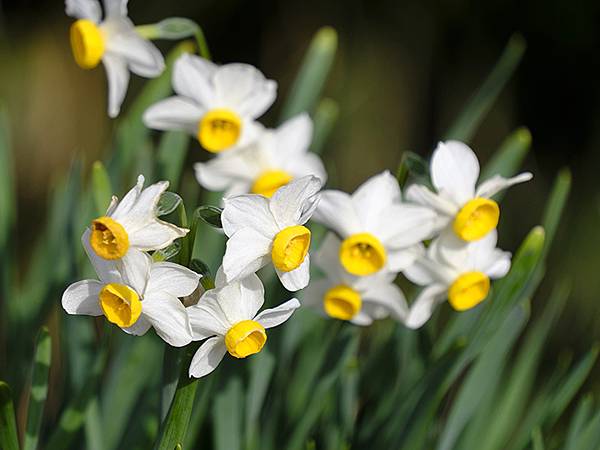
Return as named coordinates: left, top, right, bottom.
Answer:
left=135, top=18, right=211, bottom=60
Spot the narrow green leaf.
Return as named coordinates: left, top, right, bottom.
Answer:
left=570, top=408, right=600, bottom=450
left=157, top=131, right=189, bottom=188
left=0, top=106, right=14, bottom=251
left=23, top=327, right=51, bottom=450
left=445, top=34, right=526, bottom=142
left=190, top=259, right=212, bottom=279
left=531, top=427, right=545, bottom=450
left=540, top=168, right=571, bottom=251
left=157, top=192, right=183, bottom=216
left=246, top=350, right=276, bottom=450
left=0, top=381, right=19, bottom=450
left=195, top=205, right=223, bottom=229
left=481, top=127, right=532, bottom=181
left=565, top=394, right=594, bottom=450
left=396, top=151, right=431, bottom=189
left=310, top=98, right=339, bottom=156
left=182, top=376, right=215, bottom=449
left=214, top=377, right=243, bottom=450
left=91, top=161, right=112, bottom=216
left=280, top=27, right=338, bottom=121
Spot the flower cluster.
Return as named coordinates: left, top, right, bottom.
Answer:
left=63, top=0, right=532, bottom=379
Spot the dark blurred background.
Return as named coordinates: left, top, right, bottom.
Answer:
left=1, top=0, right=599, bottom=360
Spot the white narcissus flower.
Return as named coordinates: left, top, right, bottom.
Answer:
left=303, top=233, right=408, bottom=326
left=221, top=176, right=321, bottom=292
left=403, top=229, right=511, bottom=329
left=62, top=232, right=199, bottom=346
left=312, top=171, right=437, bottom=277
left=65, top=0, right=165, bottom=117
left=143, top=53, right=277, bottom=154
left=187, top=269, right=300, bottom=378
left=194, top=113, right=327, bottom=199
left=406, top=140, right=532, bottom=242
left=87, top=175, right=188, bottom=283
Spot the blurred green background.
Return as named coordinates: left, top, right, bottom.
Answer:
left=1, top=0, right=600, bottom=437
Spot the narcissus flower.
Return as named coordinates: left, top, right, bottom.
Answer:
left=65, top=0, right=165, bottom=117
left=406, top=141, right=532, bottom=242
left=62, top=232, right=198, bottom=346
left=403, top=229, right=511, bottom=329
left=88, top=175, right=187, bottom=280
left=312, top=171, right=436, bottom=277
left=187, top=270, right=300, bottom=378
left=195, top=113, right=327, bottom=198
left=221, top=176, right=321, bottom=291
left=143, top=53, right=276, bottom=153
left=303, top=233, right=408, bottom=325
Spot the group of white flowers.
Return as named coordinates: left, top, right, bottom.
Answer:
left=62, top=0, right=533, bottom=378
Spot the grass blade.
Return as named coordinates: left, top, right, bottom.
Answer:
left=0, top=381, right=20, bottom=450
left=565, top=394, right=594, bottom=450
left=280, top=27, right=338, bottom=121
left=91, top=161, right=113, bottom=216
left=214, top=377, right=243, bottom=450
left=445, top=34, right=526, bottom=142
left=23, top=327, right=51, bottom=450
left=481, top=127, right=532, bottom=182
left=310, top=98, right=339, bottom=156
left=246, top=350, right=276, bottom=450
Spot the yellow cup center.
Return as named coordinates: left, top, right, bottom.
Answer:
left=70, top=19, right=105, bottom=69
left=339, top=233, right=387, bottom=276
left=225, top=320, right=267, bottom=358
left=198, top=109, right=243, bottom=153
left=448, top=271, right=490, bottom=311
left=251, top=170, right=293, bottom=198
left=90, top=216, right=130, bottom=260
left=453, top=197, right=500, bottom=242
left=98, top=283, right=142, bottom=328
left=323, top=285, right=362, bottom=321
left=271, top=225, right=311, bottom=272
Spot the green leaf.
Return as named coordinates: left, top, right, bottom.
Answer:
left=565, top=394, right=594, bottom=450
left=445, top=34, right=526, bottom=142
left=246, top=350, right=276, bottom=450
left=157, top=191, right=183, bottom=216
left=136, top=18, right=211, bottom=60
left=310, top=98, right=339, bottom=156
left=190, top=259, right=212, bottom=279
left=280, top=27, right=338, bottom=121
left=0, top=381, right=19, bottom=450
left=157, top=131, right=189, bottom=188
left=396, top=151, right=431, bottom=189
left=91, top=160, right=113, bottom=216
left=0, top=106, right=14, bottom=251
left=481, top=127, right=531, bottom=182
left=214, top=377, right=243, bottom=450
left=23, top=327, right=51, bottom=450
left=195, top=205, right=223, bottom=229
left=570, top=407, right=600, bottom=450
left=531, top=427, right=544, bottom=450
left=540, top=168, right=571, bottom=251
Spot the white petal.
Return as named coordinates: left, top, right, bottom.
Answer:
left=405, top=184, right=458, bottom=216
left=255, top=298, right=300, bottom=329
left=189, top=336, right=227, bottom=378
left=123, top=315, right=152, bottom=336
left=117, top=249, right=151, bottom=295
left=81, top=229, right=122, bottom=285
left=213, top=63, right=276, bottom=117
left=352, top=171, right=401, bottom=230
left=211, top=273, right=265, bottom=326
left=289, top=153, right=328, bottom=185
left=142, top=292, right=193, bottom=347
left=362, top=283, right=408, bottom=321
left=485, top=252, right=512, bottom=279
left=221, top=195, right=278, bottom=238
left=102, top=53, right=130, bottom=118
left=404, top=284, right=447, bottom=329
left=194, top=150, right=258, bottom=192
left=62, top=280, right=103, bottom=316
left=275, top=113, right=313, bottom=157
left=146, top=262, right=200, bottom=298
left=276, top=255, right=310, bottom=292
left=222, top=228, right=271, bottom=283
left=173, top=53, right=218, bottom=106
left=387, top=246, right=423, bottom=272
left=375, top=204, right=436, bottom=248
left=312, top=190, right=361, bottom=237
left=128, top=220, right=188, bottom=251
left=106, top=195, right=119, bottom=216
left=65, top=0, right=101, bottom=21
left=431, top=141, right=480, bottom=205
left=300, top=279, right=331, bottom=309
left=187, top=291, right=230, bottom=339
left=269, top=176, right=321, bottom=228
left=116, top=180, right=169, bottom=228
left=102, top=0, right=127, bottom=18
left=111, top=175, right=143, bottom=218
left=313, top=232, right=347, bottom=282
left=350, top=310, right=374, bottom=326
left=143, top=96, right=203, bottom=134
left=475, top=172, right=533, bottom=199
left=403, top=252, right=443, bottom=286
left=434, top=229, right=472, bottom=271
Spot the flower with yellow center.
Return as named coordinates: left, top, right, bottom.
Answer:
left=403, top=229, right=511, bottom=329
left=144, top=53, right=277, bottom=153
left=65, top=0, right=165, bottom=117
left=87, top=175, right=188, bottom=282
left=303, top=233, right=408, bottom=325
left=221, top=176, right=322, bottom=292
left=194, top=113, right=327, bottom=199
left=62, top=232, right=200, bottom=346
left=312, top=171, right=437, bottom=276
left=406, top=140, right=532, bottom=242
left=187, top=270, right=300, bottom=378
